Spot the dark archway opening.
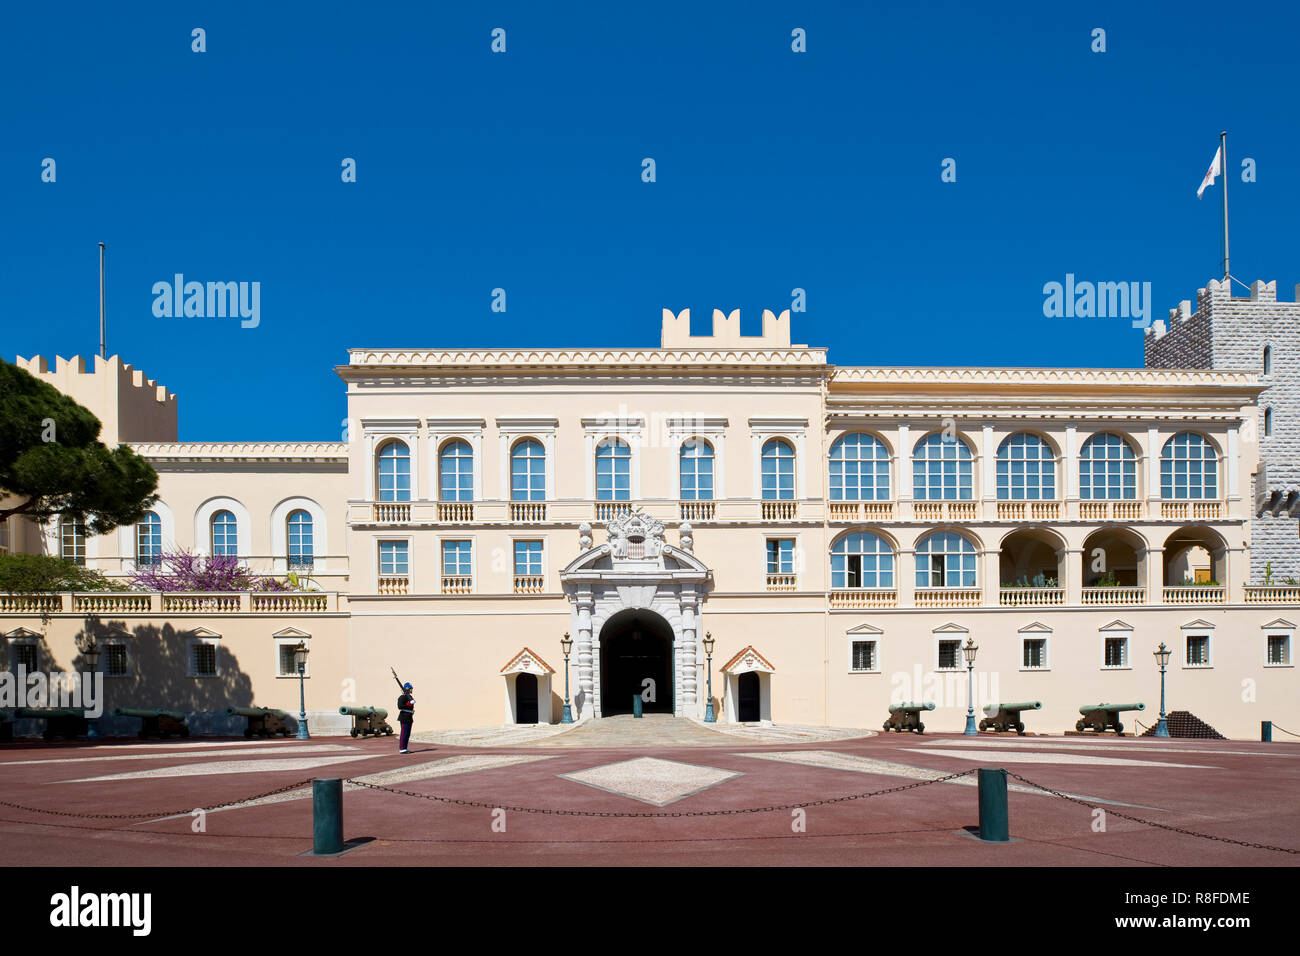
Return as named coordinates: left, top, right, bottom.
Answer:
left=737, top=672, right=761, bottom=722
left=599, top=610, right=674, bottom=716
left=515, top=673, right=538, bottom=724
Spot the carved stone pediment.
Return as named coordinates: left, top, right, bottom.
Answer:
left=607, top=509, right=666, bottom=561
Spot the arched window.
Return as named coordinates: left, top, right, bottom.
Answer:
left=1160, top=433, right=1218, bottom=500
left=1263, top=345, right=1272, bottom=374
left=679, top=439, right=715, bottom=501
left=761, top=439, right=795, bottom=500
left=912, top=433, right=973, bottom=501
left=829, top=433, right=890, bottom=501
left=60, top=519, right=86, bottom=565
left=996, top=433, right=1056, bottom=500
left=510, top=439, right=546, bottom=501
left=376, top=440, right=411, bottom=502
left=596, top=439, right=631, bottom=501
left=915, top=531, right=977, bottom=588
left=211, top=510, right=238, bottom=556
left=439, top=439, right=474, bottom=502
left=831, top=532, right=895, bottom=589
left=136, top=511, right=162, bottom=566
left=1265, top=407, right=1274, bottom=437
left=1078, top=433, right=1136, bottom=500
left=287, top=510, right=314, bottom=569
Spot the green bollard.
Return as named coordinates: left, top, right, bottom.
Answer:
left=977, top=767, right=1009, bottom=842
left=1262, top=721, right=1272, bottom=742
left=632, top=693, right=643, bottom=718
left=313, top=778, right=344, bottom=854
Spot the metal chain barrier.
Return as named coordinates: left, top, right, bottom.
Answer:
left=1005, top=771, right=1300, bottom=855
left=343, top=769, right=977, bottom=818
left=0, top=778, right=316, bottom=820
left=1270, top=723, right=1300, bottom=739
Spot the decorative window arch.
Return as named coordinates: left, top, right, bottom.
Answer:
left=761, top=438, right=795, bottom=500
left=376, top=440, right=412, bottom=502
left=287, top=510, right=314, bottom=569
left=996, top=433, right=1056, bottom=500
left=1160, top=432, right=1218, bottom=500
left=1078, top=433, right=1137, bottom=500
left=510, top=438, right=546, bottom=501
left=915, top=531, right=977, bottom=588
left=679, top=439, right=715, bottom=501
left=831, top=532, right=895, bottom=588
left=211, top=510, right=238, bottom=556
left=596, top=439, right=631, bottom=501
left=912, top=433, right=973, bottom=501
left=439, top=439, right=475, bottom=502
left=136, top=511, right=162, bottom=566
left=829, top=433, right=890, bottom=501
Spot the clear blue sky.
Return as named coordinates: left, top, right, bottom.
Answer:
left=2, top=1, right=1296, bottom=440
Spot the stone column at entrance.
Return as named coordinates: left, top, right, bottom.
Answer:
left=679, top=587, right=699, bottom=716
left=575, top=588, right=595, bottom=720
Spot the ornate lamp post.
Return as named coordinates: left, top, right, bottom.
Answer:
left=962, top=637, right=980, bottom=736
left=1153, top=642, right=1172, bottom=738
left=293, top=642, right=311, bottom=740
left=560, top=632, right=574, bottom=724
left=702, top=631, right=716, bottom=723
left=80, top=633, right=101, bottom=740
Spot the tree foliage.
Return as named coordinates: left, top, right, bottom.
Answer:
left=0, top=554, right=126, bottom=592
left=0, top=358, right=159, bottom=533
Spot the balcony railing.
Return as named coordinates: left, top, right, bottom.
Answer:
left=513, top=575, right=545, bottom=594
left=1161, top=501, right=1223, bottom=520
left=999, top=587, right=1065, bottom=607
left=1244, top=585, right=1300, bottom=604
left=377, top=576, right=409, bottom=596
left=373, top=502, right=411, bottom=523
left=1081, top=586, right=1146, bottom=605
left=73, top=593, right=152, bottom=613
left=1079, top=501, right=1143, bottom=520
left=761, top=500, right=798, bottom=521
left=913, top=501, right=977, bottom=521
left=1162, top=585, right=1225, bottom=604
left=441, top=575, right=473, bottom=595
left=162, top=593, right=242, bottom=613
left=829, top=588, right=898, bottom=608
left=996, top=501, right=1062, bottom=521
left=437, top=502, right=474, bottom=522
left=765, top=573, right=797, bottom=591
left=510, top=502, right=547, bottom=522
left=679, top=500, right=716, bottom=521
left=595, top=501, right=634, bottom=522
left=915, top=587, right=982, bottom=608
left=251, top=592, right=332, bottom=613
left=829, top=501, right=895, bottom=521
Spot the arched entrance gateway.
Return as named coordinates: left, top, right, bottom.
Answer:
left=560, top=511, right=712, bottom=720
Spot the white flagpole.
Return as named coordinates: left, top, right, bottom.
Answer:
left=1220, top=131, right=1229, bottom=281
left=98, top=241, right=107, bottom=359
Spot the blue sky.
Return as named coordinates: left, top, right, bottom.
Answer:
left=2, top=1, right=1297, bottom=440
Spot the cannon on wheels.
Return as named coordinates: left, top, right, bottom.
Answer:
left=226, top=705, right=292, bottom=738
left=1076, top=702, right=1144, bottom=735
left=113, top=707, right=190, bottom=739
left=15, top=707, right=89, bottom=740
left=339, top=705, right=393, bottom=738
left=883, top=701, right=935, bottom=734
left=979, top=700, right=1042, bottom=735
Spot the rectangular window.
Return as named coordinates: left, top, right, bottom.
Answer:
left=442, top=539, right=473, bottom=577
left=937, top=639, right=961, bottom=670
left=851, top=641, right=876, bottom=671
left=14, top=644, right=38, bottom=671
left=61, top=520, right=86, bottom=565
left=1267, top=634, right=1290, bottom=665
left=1104, top=636, right=1128, bottom=668
left=0, top=517, right=9, bottom=554
left=1023, top=638, right=1047, bottom=669
left=766, top=538, right=794, bottom=574
left=1186, top=635, right=1210, bottom=666
left=279, top=644, right=298, bottom=677
left=105, top=644, right=128, bottom=677
left=378, top=540, right=409, bottom=576
left=191, top=643, right=217, bottom=678
left=514, top=540, right=543, bottom=576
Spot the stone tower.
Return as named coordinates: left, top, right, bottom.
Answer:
left=1144, top=277, right=1300, bottom=583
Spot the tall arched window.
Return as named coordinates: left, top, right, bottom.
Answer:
left=831, top=532, right=895, bottom=588
left=211, top=510, right=238, bottom=556
left=1160, top=433, right=1218, bottom=500
left=60, top=519, right=86, bottom=565
left=915, top=531, right=977, bottom=588
left=1263, top=345, right=1272, bottom=374
left=1078, top=433, right=1137, bottom=500
left=439, top=439, right=474, bottom=502
left=912, top=433, right=973, bottom=500
left=376, top=440, right=411, bottom=502
left=829, top=433, right=890, bottom=501
left=996, top=433, right=1056, bottom=500
left=679, top=439, right=715, bottom=500
left=510, top=439, right=546, bottom=501
left=596, top=439, right=631, bottom=501
left=287, top=510, right=314, bottom=569
left=761, top=439, right=795, bottom=500
left=136, top=511, right=162, bottom=566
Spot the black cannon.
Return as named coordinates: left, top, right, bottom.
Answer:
left=883, top=701, right=935, bottom=734
left=14, top=707, right=89, bottom=740
left=1076, top=702, right=1144, bottom=735
left=979, top=700, right=1042, bottom=735
left=113, top=707, right=190, bottom=739
left=226, top=705, right=292, bottom=738
left=339, top=705, right=393, bottom=738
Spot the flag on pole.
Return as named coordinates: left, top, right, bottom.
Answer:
left=1197, top=146, right=1222, bottom=199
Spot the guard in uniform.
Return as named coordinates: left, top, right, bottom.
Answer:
left=397, top=682, right=415, bottom=753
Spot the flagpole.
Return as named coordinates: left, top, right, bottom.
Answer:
left=1220, top=131, right=1229, bottom=281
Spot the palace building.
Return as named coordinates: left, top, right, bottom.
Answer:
left=3, top=278, right=1298, bottom=739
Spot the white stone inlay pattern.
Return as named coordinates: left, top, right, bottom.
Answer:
left=559, top=756, right=741, bottom=806
left=901, top=748, right=1215, bottom=769
left=59, top=753, right=383, bottom=783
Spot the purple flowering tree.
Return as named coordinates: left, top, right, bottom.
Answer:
left=129, top=549, right=291, bottom=592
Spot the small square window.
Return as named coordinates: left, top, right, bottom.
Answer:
left=192, top=643, right=217, bottom=678
left=1023, top=638, right=1047, bottom=669
left=104, top=644, right=128, bottom=677
left=937, top=639, right=961, bottom=670
left=851, top=641, right=876, bottom=671
left=14, top=644, right=38, bottom=671
left=1267, top=634, right=1290, bottom=665
left=1104, top=636, right=1128, bottom=668
left=1186, top=635, right=1210, bottom=666
left=766, top=538, right=794, bottom=574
